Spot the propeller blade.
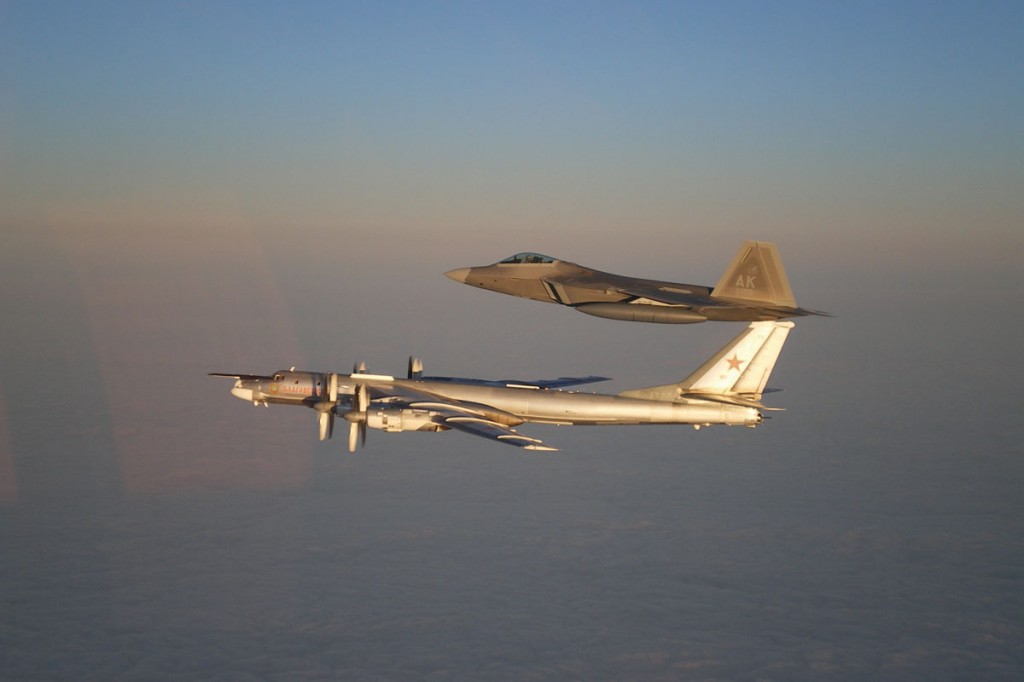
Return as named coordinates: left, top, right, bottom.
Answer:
left=316, top=373, right=338, bottom=442
left=318, top=411, right=334, bottom=441
left=348, top=420, right=359, bottom=452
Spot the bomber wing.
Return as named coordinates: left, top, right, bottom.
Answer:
left=209, top=372, right=277, bottom=381
left=406, top=356, right=607, bottom=389
left=419, top=374, right=610, bottom=390
left=441, top=417, right=558, bottom=451
left=377, top=383, right=560, bottom=451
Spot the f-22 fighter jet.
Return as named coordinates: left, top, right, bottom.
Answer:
left=445, top=241, right=827, bottom=324
left=211, top=321, right=793, bottom=452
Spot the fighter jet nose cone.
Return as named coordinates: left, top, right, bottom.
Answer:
left=444, top=267, right=471, bottom=283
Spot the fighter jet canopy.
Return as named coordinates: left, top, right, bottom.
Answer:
left=498, top=252, right=558, bottom=264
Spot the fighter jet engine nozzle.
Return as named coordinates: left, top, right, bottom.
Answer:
left=574, top=303, right=707, bottom=324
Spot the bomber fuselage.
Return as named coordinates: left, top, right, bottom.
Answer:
left=228, top=370, right=761, bottom=428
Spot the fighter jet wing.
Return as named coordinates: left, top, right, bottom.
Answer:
left=614, top=283, right=822, bottom=316
left=612, top=283, right=719, bottom=308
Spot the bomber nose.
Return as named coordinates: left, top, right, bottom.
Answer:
left=230, top=381, right=255, bottom=402
left=444, top=267, right=471, bottom=283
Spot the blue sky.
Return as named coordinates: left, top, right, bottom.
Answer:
left=3, top=1, right=1021, bottom=276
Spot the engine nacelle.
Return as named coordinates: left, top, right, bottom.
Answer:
left=574, top=302, right=707, bottom=324
left=365, top=409, right=444, bottom=433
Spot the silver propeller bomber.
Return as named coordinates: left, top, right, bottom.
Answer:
left=211, top=321, right=794, bottom=452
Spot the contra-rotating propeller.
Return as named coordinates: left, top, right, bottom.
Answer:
left=316, top=372, right=339, bottom=441
left=344, top=381, right=369, bottom=452
left=341, top=361, right=369, bottom=452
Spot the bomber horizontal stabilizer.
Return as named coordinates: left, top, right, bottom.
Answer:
left=678, top=392, right=786, bottom=411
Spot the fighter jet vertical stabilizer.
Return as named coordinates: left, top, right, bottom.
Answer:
left=711, top=241, right=797, bottom=309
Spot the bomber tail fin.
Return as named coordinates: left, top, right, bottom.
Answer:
left=711, top=241, right=797, bottom=309
left=619, top=321, right=794, bottom=405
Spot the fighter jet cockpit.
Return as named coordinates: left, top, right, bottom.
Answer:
left=498, top=252, right=558, bottom=264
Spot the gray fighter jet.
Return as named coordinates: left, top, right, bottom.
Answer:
left=211, top=321, right=793, bottom=452
left=445, top=241, right=826, bottom=323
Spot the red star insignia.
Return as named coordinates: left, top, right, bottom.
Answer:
left=726, top=354, right=744, bottom=371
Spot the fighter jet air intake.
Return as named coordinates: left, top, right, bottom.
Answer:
left=445, top=241, right=827, bottom=324
left=211, top=321, right=793, bottom=452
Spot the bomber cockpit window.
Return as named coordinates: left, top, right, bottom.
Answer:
left=499, top=252, right=557, bottom=264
